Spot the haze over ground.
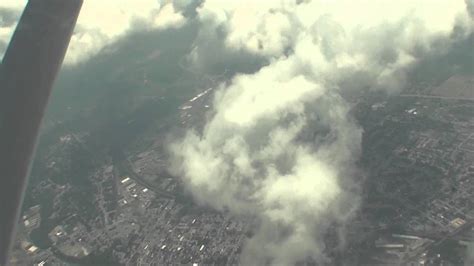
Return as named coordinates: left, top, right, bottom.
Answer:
left=1, top=0, right=473, bottom=264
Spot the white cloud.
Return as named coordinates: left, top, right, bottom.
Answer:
left=0, top=0, right=187, bottom=63
left=217, top=59, right=322, bottom=127
left=0, top=1, right=24, bottom=55
left=171, top=52, right=363, bottom=264
left=152, top=3, right=186, bottom=29
left=171, top=0, right=473, bottom=264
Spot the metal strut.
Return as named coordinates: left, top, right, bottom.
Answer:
left=0, top=0, right=83, bottom=264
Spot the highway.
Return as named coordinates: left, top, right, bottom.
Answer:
left=403, top=220, right=473, bottom=263
left=398, top=94, right=474, bottom=101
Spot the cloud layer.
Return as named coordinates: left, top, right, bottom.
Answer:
left=0, top=0, right=187, bottom=63
left=170, top=0, right=473, bottom=264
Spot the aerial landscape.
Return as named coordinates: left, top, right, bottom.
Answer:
left=1, top=0, right=473, bottom=265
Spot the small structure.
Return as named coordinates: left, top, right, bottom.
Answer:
left=26, top=245, right=38, bottom=254
left=449, top=217, right=466, bottom=229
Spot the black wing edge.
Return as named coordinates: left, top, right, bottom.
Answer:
left=0, top=0, right=83, bottom=265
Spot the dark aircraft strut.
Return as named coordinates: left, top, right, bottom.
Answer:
left=0, top=0, right=83, bottom=264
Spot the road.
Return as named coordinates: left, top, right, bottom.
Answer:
left=403, top=220, right=473, bottom=263
left=398, top=94, right=474, bottom=101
